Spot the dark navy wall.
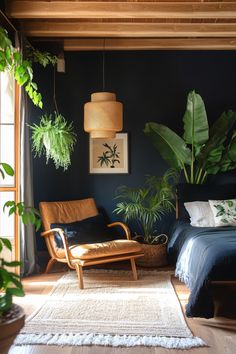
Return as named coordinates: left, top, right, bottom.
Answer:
left=30, top=51, right=236, bottom=251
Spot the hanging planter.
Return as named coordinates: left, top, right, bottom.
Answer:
left=30, top=113, right=77, bottom=170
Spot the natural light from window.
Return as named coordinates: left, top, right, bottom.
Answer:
left=0, top=71, right=16, bottom=263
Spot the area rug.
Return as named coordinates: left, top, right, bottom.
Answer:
left=14, top=269, right=206, bottom=349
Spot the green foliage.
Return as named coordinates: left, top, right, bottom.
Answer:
left=26, top=43, right=57, bottom=68
left=0, top=162, right=14, bottom=179
left=0, top=236, right=24, bottom=315
left=0, top=164, right=41, bottom=315
left=212, top=200, right=236, bottom=224
left=0, top=26, right=57, bottom=108
left=114, top=169, right=178, bottom=244
left=0, top=27, right=41, bottom=107
left=144, top=123, right=192, bottom=170
left=0, top=26, right=50, bottom=316
left=4, top=201, right=41, bottom=231
left=144, top=90, right=236, bottom=184
left=30, top=113, right=77, bottom=170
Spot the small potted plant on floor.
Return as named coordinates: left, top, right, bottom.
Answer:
left=114, top=169, right=178, bottom=267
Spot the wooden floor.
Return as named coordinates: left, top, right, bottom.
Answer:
left=9, top=266, right=236, bottom=354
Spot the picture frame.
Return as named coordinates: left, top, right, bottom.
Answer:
left=89, top=133, right=128, bottom=174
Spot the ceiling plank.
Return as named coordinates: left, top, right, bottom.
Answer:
left=22, top=22, right=236, bottom=38
left=63, top=38, right=236, bottom=50
left=7, top=1, right=236, bottom=20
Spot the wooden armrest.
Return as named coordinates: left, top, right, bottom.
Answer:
left=107, top=222, right=131, bottom=240
left=41, top=228, right=65, bottom=237
left=40, top=228, right=74, bottom=268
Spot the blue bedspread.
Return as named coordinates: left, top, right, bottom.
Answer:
left=168, top=219, right=236, bottom=318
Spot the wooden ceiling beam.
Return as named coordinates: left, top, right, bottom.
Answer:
left=7, top=1, right=236, bottom=20
left=22, top=22, right=236, bottom=38
left=63, top=38, right=236, bottom=50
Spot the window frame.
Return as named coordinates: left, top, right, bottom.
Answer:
left=0, top=78, right=20, bottom=272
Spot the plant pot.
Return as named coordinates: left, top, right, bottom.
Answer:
left=136, top=243, right=168, bottom=268
left=0, top=304, right=25, bottom=354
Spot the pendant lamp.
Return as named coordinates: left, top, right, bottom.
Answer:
left=84, top=40, right=123, bottom=139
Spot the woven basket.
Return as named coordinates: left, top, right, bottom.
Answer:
left=136, top=235, right=168, bottom=268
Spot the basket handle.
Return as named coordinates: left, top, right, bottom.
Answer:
left=151, top=234, right=168, bottom=245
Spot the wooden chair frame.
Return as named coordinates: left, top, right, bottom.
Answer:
left=41, top=221, right=144, bottom=289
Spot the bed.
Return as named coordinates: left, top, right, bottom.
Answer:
left=167, top=183, right=236, bottom=318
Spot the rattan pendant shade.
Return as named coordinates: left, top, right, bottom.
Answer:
left=84, top=92, right=123, bottom=138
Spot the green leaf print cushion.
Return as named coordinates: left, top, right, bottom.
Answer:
left=209, top=199, right=236, bottom=226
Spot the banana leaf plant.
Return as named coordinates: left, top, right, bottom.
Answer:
left=144, top=90, right=236, bottom=184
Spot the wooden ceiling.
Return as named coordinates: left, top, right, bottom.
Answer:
left=6, top=0, right=236, bottom=50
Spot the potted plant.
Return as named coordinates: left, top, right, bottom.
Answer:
left=0, top=163, right=41, bottom=353
left=30, top=112, right=77, bottom=170
left=114, top=169, right=178, bottom=267
left=144, top=90, right=236, bottom=184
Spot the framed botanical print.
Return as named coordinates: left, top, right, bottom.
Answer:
left=89, top=133, right=128, bottom=174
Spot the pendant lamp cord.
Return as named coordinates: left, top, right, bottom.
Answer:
left=53, top=65, right=59, bottom=115
left=102, top=38, right=105, bottom=91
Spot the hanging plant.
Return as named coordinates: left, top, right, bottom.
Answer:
left=25, top=43, right=57, bottom=68
left=0, top=26, right=57, bottom=108
left=30, top=113, right=77, bottom=170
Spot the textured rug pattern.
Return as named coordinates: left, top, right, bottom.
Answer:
left=15, top=270, right=206, bottom=348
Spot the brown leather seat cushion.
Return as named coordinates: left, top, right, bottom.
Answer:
left=67, top=239, right=142, bottom=260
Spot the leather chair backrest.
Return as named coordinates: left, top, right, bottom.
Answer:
left=39, top=198, right=98, bottom=231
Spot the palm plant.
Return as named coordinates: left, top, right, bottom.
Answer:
left=30, top=113, right=77, bottom=171
left=144, top=90, right=236, bottom=184
left=114, top=169, right=178, bottom=244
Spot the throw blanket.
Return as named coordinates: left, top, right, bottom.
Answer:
left=168, top=220, right=236, bottom=318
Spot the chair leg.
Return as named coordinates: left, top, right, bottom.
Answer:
left=75, top=264, right=84, bottom=289
left=130, top=258, right=138, bottom=280
left=45, top=258, right=57, bottom=273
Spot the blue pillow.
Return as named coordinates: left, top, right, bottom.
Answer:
left=51, top=214, right=117, bottom=248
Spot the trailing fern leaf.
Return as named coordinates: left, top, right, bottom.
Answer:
left=30, top=113, right=77, bottom=170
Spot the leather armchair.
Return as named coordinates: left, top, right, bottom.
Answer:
left=39, top=198, right=144, bottom=289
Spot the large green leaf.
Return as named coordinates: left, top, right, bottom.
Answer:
left=144, top=122, right=191, bottom=169
left=183, top=90, right=209, bottom=146
left=218, top=131, right=236, bottom=172
left=197, top=110, right=236, bottom=168
left=0, top=163, right=14, bottom=179
left=219, top=154, right=236, bottom=173
left=228, top=131, right=236, bottom=162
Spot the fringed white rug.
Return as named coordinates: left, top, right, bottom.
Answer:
left=15, top=269, right=206, bottom=349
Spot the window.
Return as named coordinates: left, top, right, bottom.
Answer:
left=0, top=71, right=20, bottom=266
